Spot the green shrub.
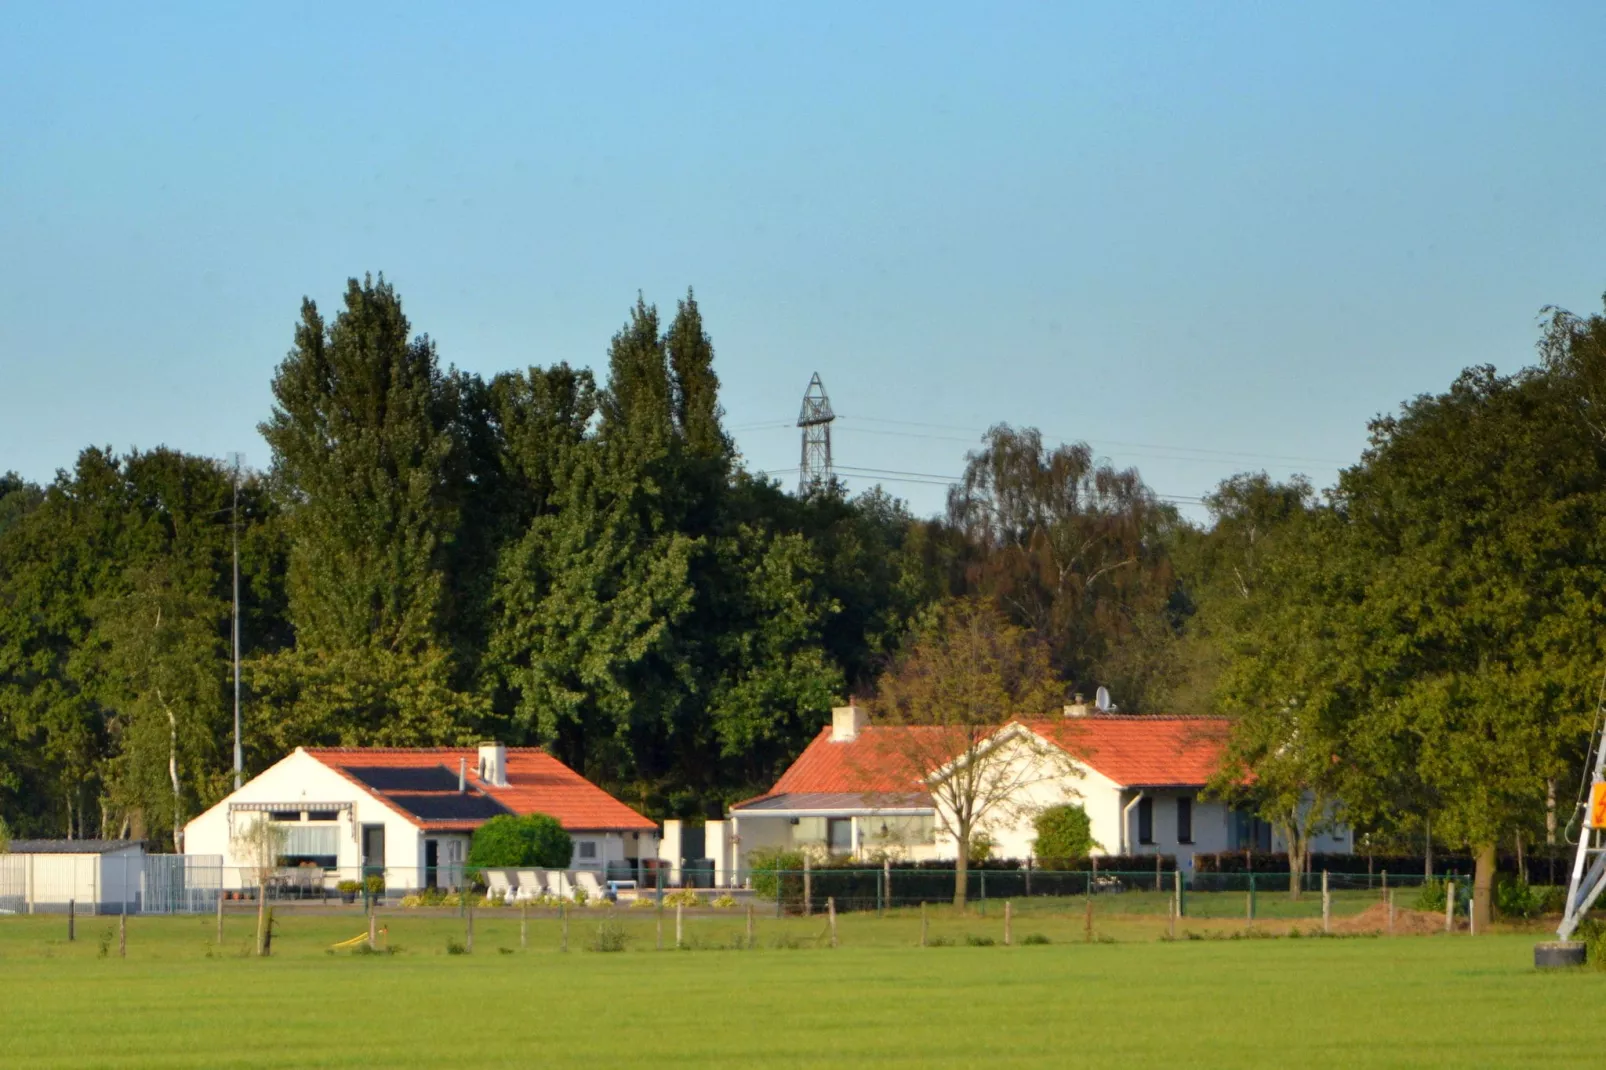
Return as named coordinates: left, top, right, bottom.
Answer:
left=1033, top=804, right=1100, bottom=865
left=747, top=847, right=804, bottom=900
left=1494, top=876, right=1549, bottom=920
left=363, top=875, right=385, bottom=896
left=336, top=880, right=362, bottom=895
left=710, top=893, right=738, bottom=909
left=964, top=933, right=995, bottom=947
left=663, top=888, right=701, bottom=907
left=466, top=813, right=572, bottom=869
left=1575, top=919, right=1606, bottom=969
left=1021, top=932, right=1051, bottom=945
left=1413, top=878, right=1461, bottom=913
left=445, top=939, right=467, bottom=955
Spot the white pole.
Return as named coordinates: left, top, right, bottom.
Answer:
left=231, top=455, right=243, bottom=791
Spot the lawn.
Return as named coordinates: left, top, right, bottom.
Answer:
left=0, top=907, right=1599, bottom=1068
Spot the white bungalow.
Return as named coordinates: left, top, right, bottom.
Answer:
left=720, top=704, right=1351, bottom=876
left=183, top=742, right=658, bottom=892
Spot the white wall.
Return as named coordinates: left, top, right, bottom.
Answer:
left=182, top=749, right=426, bottom=890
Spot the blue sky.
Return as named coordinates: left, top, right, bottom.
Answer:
left=3, top=2, right=1603, bottom=519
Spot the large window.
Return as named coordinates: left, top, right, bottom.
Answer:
left=577, top=841, right=598, bottom=860
left=826, top=818, right=853, bottom=854
left=1176, top=797, right=1194, bottom=845
left=279, top=823, right=340, bottom=868
left=1137, top=797, right=1154, bottom=845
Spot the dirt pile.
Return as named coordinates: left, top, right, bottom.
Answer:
left=1331, top=901, right=1447, bottom=935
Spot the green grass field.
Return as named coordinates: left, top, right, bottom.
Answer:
left=1, top=905, right=1600, bottom=1068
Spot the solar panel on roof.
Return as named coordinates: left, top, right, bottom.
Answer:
left=344, top=765, right=461, bottom=792
left=387, top=793, right=511, bottom=821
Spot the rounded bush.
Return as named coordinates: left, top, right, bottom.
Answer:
left=1033, top=804, right=1098, bottom=865
left=467, top=813, right=572, bottom=869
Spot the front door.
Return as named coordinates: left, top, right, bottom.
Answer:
left=424, top=838, right=438, bottom=888
left=361, top=825, right=386, bottom=879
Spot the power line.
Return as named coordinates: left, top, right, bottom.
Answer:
left=832, top=413, right=1349, bottom=469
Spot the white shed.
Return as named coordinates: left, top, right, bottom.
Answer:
left=0, top=840, right=146, bottom=915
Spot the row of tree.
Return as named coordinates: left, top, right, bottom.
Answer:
left=0, top=276, right=1179, bottom=847
left=5, top=274, right=1605, bottom=925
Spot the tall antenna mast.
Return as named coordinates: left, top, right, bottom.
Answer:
left=797, top=372, right=835, bottom=495
left=228, top=452, right=244, bottom=791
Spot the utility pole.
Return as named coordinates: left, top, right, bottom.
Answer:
left=796, top=373, right=835, bottom=495
left=229, top=453, right=244, bottom=791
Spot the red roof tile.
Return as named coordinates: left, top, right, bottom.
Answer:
left=1025, top=717, right=1230, bottom=787
left=768, top=726, right=946, bottom=795
left=305, top=748, right=656, bottom=832
left=752, top=716, right=1230, bottom=798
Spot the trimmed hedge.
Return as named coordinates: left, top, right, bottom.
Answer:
left=765, top=856, right=1179, bottom=914
left=466, top=813, right=572, bottom=869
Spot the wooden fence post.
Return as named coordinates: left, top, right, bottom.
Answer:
left=1321, top=870, right=1331, bottom=934
left=676, top=902, right=684, bottom=949
left=1004, top=901, right=1012, bottom=946
left=1155, top=854, right=1162, bottom=892
left=465, top=899, right=474, bottom=954
left=68, top=899, right=75, bottom=942
left=1445, top=881, right=1455, bottom=933
left=520, top=903, right=528, bottom=950
left=746, top=902, right=755, bottom=949
left=368, top=910, right=376, bottom=951
left=828, top=896, right=837, bottom=948
left=1387, top=889, right=1395, bottom=935
left=560, top=902, right=569, bottom=953
left=119, top=907, right=127, bottom=958
left=920, top=902, right=928, bottom=947
left=803, top=854, right=812, bottom=918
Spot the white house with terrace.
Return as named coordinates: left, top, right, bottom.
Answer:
left=714, top=704, right=1351, bottom=879
left=183, top=742, right=658, bottom=893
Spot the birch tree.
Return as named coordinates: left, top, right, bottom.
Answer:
left=869, top=598, right=1065, bottom=908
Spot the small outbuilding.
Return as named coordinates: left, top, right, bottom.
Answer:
left=0, top=839, right=147, bottom=914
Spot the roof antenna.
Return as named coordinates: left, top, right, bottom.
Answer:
left=1095, top=687, right=1114, bottom=713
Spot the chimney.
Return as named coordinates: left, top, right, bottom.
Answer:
left=831, top=704, right=868, bottom=743
left=458, top=757, right=467, bottom=793
left=478, top=741, right=509, bottom=788
left=1064, top=694, right=1090, bottom=718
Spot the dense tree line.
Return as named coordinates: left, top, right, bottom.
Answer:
left=5, top=273, right=1605, bottom=906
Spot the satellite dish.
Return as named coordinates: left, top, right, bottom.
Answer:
left=1095, top=686, right=1112, bottom=713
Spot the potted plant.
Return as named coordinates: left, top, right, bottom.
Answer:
left=337, top=879, right=361, bottom=905
left=364, top=874, right=386, bottom=903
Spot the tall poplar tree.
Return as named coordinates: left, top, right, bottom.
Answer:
left=255, top=276, right=482, bottom=747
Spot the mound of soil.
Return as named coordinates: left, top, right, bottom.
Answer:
left=1331, top=901, right=1448, bottom=935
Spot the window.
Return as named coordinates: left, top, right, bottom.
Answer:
left=827, top=818, right=853, bottom=854
left=1137, top=797, right=1154, bottom=845
left=1177, top=797, right=1193, bottom=845
left=577, top=841, right=598, bottom=860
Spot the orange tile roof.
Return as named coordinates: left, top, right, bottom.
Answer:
left=749, top=716, right=1230, bottom=800
left=768, top=726, right=947, bottom=795
left=1024, top=716, right=1230, bottom=787
left=305, top=747, right=657, bottom=832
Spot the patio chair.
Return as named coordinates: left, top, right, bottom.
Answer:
left=485, top=869, right=516, bottom=902
left=574, top=870, right=607, bottom=902
left=546, top=869, right=575, bottom=900
left=514, top=870, right=547, bottom=902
